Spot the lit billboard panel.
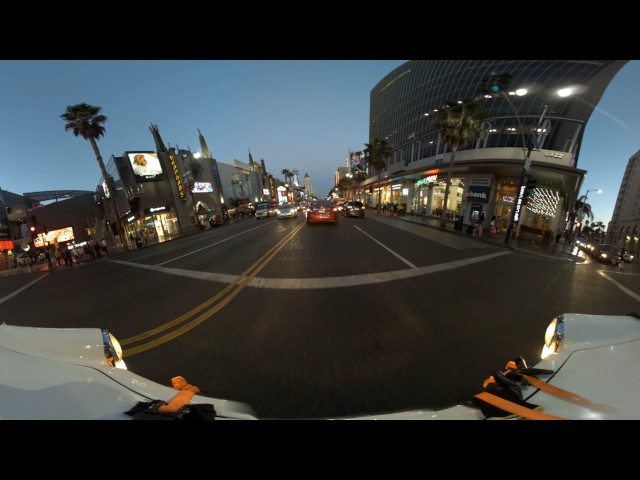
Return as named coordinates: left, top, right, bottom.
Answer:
left=34, top=226, right=75, bottom=248
left=192, top=182, right=214, bottom=193
left=128, top=152, right=164, bottom=181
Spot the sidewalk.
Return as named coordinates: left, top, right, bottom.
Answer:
left=375, top=210, right=585, bottom=263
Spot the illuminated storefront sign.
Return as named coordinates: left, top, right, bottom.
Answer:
left=102, top=180, right=111, bottom=198
left=144, top=206, right=169, bottom=215
left=392, top=184, right=402, bottom=190
left=269, top=177, right=276, bottom=199
left=168, top=151, right=187, bottom=201
left=415, top=175, right=438, bottom=187
left=514, top=185, right=526, bottom=223
left=467, top=186, right=491, bottom=202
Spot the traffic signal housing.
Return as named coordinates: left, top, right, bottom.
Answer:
left=487, top=73, right=512, bottom=94
left=522, top=177, right=536, bottom=205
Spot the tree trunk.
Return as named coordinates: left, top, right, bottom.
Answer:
left=90, top=137, right=127, bottom=251
left=440, top=146, right=457, bottom=229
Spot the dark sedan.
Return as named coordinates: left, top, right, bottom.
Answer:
left=342, top=201, right=365, bottom=218
left=594, top=244, right=622, bottom=265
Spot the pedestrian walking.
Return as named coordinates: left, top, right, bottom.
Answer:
left=100, top=238, right=108, bottom=255
left=489, top=216, right=497, bottom=240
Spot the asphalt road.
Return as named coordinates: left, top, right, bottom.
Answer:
left=2, top=213, right=639, bottom=418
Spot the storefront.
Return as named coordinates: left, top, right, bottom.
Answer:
left=492, top=180, right=518, bottom=233
left=412, top=175, right=464, bottom=218
left=123, top=205, right=180, bottom=249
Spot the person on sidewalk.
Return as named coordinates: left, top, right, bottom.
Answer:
left=489, top=216, right=497, bottom=240
left=100, top=238, right=108, bottom=255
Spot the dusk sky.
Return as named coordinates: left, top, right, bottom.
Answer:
left=1, top=60, right=638, bottom=227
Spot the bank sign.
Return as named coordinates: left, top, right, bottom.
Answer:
left=466, top=186, right=490, bottom=202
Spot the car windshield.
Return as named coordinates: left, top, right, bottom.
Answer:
left=2, top=59, right=640, bottom=421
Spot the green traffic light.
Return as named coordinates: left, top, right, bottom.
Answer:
left=490, top=85, right=500, bottom=93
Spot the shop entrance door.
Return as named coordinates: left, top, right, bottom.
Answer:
left=495, top=204, right=512, bottom=233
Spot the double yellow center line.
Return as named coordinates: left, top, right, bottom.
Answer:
left=121, top=221, right=305, bottom=356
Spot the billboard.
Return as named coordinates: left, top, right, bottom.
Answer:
left=34, top=226, right=75, bottom=248
left=192, top=182, right=214, bottom=193
left=127, top=152, right=164, bottom=181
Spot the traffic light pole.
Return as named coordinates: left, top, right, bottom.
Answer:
left=504, top=167, right=529, bottom=245
left=499, top=91, right=532, bottom=246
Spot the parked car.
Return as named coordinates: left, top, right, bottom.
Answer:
left=623, top=251, right=634, bottom=262
left=256, top=202, right=277, bottom=219
left=306, top=200, right=338, bottom=225
left=342, top=201, right=365, bottom=218
left=344, top=312, right=640, bottom=420
left=276, top=204, right=298, bottom=219
left=0, top=324, right=257, bottom=420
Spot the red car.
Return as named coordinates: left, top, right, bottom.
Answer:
left=306, top=200, right=338, bottom=225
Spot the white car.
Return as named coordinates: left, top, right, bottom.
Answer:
left=0, top=324, right=257, bottom=420
left=276, top=204, right=298, bottom=219
left=343, top=313, right=640, bottom=420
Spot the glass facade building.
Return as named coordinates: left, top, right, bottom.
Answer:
left=364, top=60, right=628, bottom=239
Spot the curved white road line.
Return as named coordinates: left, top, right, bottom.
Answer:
left=111, top=250, right=510, bottom=290
left=598, top=270, right=640, bottom=303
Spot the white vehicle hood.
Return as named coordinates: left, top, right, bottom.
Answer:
left=0, top=325, right=257, bottom=420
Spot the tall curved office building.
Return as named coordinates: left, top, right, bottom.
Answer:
left=364, top=60, right=627, bottom=238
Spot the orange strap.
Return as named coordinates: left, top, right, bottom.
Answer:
left=521, top=374, right=614, bottom=411
left=156, top=376, right=201, bottom=414
left=474, top=391, right=566, bottom=420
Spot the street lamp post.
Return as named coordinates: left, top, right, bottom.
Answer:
left=497, top=87, right=532, bottom=246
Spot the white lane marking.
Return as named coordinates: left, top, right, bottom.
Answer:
left=354, top=225, right=418, bottom=269
left=111, top=250, right=510, bottom=290
left=598, top=270, right=640, bottom=303
left=156, top=221, right=275, bottom=266
left=0, top=273, right=49, bottom=305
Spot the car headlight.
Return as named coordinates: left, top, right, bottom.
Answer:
left=541, top=315, right=565, bottom=359
left=600, top=253, right=607, bottom=258
left=102, top=329, right=127, bottom=369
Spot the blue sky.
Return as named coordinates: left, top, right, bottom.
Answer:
left=1, top=60, right=638, bottom=227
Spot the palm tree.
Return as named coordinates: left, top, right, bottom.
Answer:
left=364, top=138, right=392, bottom=211
left=436, top=98, right=488, bottom=228
left=281, top=168, right=292, bottom=186
left=351, top=165, right=367, bottom=201
left=61, top=103, right=126, bottom=249
left=591, top=220, right=605, bottom=241
left=338, top=177, right=353, bottom=198
left=573, top=195, right=594, bottom=223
